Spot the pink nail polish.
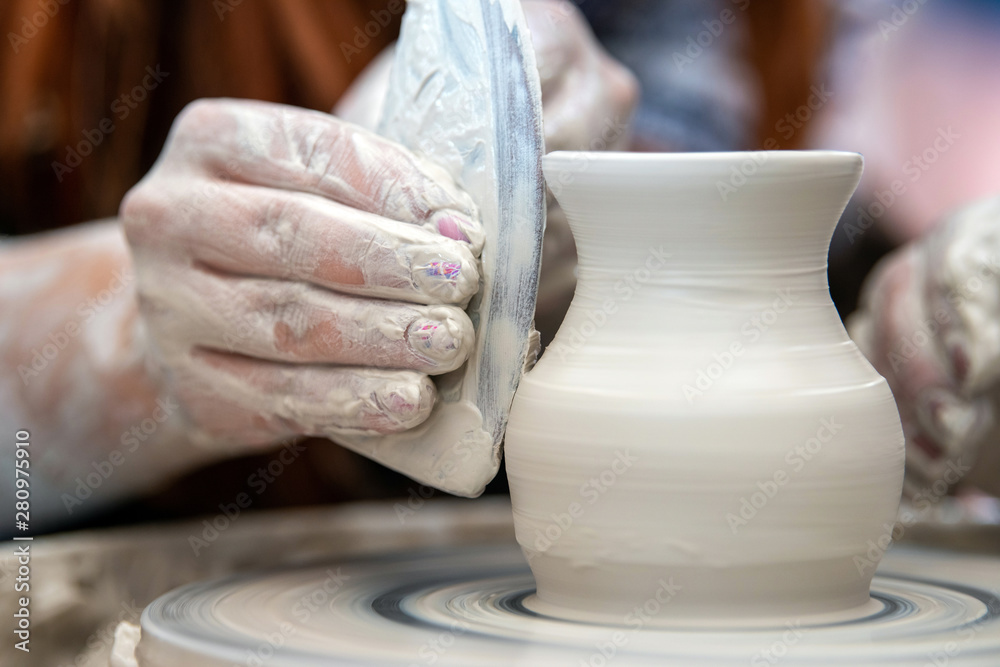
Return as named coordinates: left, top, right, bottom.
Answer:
left=437, top=217, right=470, bottom=243
left=425, top=260, right=461, bottom=281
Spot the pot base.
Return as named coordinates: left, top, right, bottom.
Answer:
left=524, top=552, right=877, bottom=628
left=131, top=543, right=1000, bottom=665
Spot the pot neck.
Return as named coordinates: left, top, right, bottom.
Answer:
left=573, top=210, right=839, bottom=329
left=546, top=151, right=862, bottom=304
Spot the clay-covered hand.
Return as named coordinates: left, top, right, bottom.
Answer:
left=122, top=98, right=484, bottom=450
left=335, top=2, right=639, bottom=151
left=849, top=197, right=1000, bottom=499
left=521, top=0, right=638, bottom=152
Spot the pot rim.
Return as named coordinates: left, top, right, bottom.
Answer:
left=544, top=149, right=862, bottom=165
left=543, top=149, right=863, bottom=185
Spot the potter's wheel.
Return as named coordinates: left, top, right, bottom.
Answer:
left=136, top=543, right=1000, bottom=665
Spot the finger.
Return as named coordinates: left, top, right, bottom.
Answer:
left=863, top=248, right=947, bottom=403
left=522, top=0, right=638, bottom=153
left=180, top=351, right=437, bottom=439
left=859, top=248, right=989, bottom=489
left=160, top=99, right=485, bottom=252
left=924, top=215, right=1000, bottom=394
left=542, top=58, right=637, bottom=153
left=522, top=0, right=583, bottom=95
left=156, top=182, right=480, bottom=305
left=902, top=391, right=992, bottom=504
left=144, top=267, right=475, bottom=374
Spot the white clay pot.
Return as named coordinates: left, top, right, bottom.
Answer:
left=505, top=151, right=905, bottom=626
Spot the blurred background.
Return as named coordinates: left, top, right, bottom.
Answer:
left=1, top=0, right=999, bottom=530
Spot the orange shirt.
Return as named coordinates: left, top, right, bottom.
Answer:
left=0, top=0, right=399, bottom=236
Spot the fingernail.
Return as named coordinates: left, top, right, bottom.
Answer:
left=374, top=377, right=435, bottom=429
left=433, top=210, right=485, bottom=254
left=437, top=216, right=468, bottom=242
left=425, top=260, right=462, bottom=280
left=407, top=315, right=472, bottom=368
left=412, top=248, right=479, bottom=303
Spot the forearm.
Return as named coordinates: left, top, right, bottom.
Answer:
left=0, top=221, right=211, bottom=532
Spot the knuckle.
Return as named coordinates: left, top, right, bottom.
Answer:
left=120, top=181, right=172, bottom=246
left=618, top=68, right=640, bottom=111
left=169, top=99, right=250, bottom=172
left=258, top=197, right=312, bottom=278
left=605, top=60, right=640, bottom=113
left=285, top=111, right=347, bottom=185
left=119, top=187, right=144, bottom=233
left=288, top=115, right=444, bottom=222
left=173, top=98, right=227, bottom=137
left=257, top=280, right=307, bottom=324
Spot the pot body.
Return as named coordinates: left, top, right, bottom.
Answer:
left=504, top=151, right=905, bottom=625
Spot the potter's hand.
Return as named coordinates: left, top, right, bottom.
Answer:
left=122, top=98, right=484, bottom=449
left=522, top=0, right=638, bottom=152
left=335, top=2, right=639, bottom=151
left=849, top=197, right=1000, bottom=499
